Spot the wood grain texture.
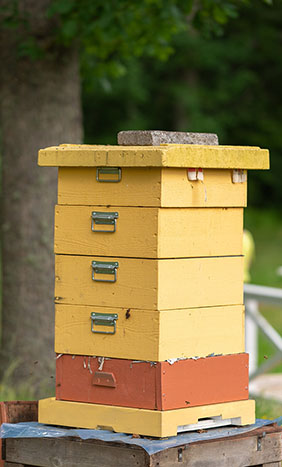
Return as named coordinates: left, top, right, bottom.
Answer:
left=4, top=425, right=282, bottom=467
left=55, top=304, right=245, bottom=361
left=0, top=402, right=38, bottom=467
left=38, top=397, right=255, bottom=437
left=56, top=353, right=249, bottom=410
left=58, top=167, right=247, bottom=207
left=38, top=144, right=269, bottom=169
left=55, top=255, right=243, bottom=310
left=54, top=206, right=243, bottom=258
left=4, top=438, right=146, bottom=467
left=4, top=463, right=31, bottom=467
left=0, top=401, right=38, bottom=425
left=150, top=431, right=282, bottom=466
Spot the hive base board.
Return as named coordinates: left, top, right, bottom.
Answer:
left=39, top=398, right=255, bottom=438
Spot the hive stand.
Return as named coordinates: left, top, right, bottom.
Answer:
left=38, top=131, right=269, bottom=437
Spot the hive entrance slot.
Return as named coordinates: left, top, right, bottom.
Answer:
left=177, top=416, right=242, bottom=433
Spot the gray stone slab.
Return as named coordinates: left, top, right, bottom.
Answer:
left=117, top=130, right=219, bottom=146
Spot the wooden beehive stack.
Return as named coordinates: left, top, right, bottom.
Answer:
left=38, top=131, right=269, bottom=438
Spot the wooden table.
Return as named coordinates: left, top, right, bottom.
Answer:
left=2, top=423, right=282, bottom=467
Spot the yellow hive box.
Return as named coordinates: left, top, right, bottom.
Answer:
left=55, top=304, right=245, bottom=361
left=57, top=167, right=247, bottom=207
left=39, top=397, right=255, bottom=438
left=55, top=206, right=243, bottom=258
left=55, top=255, right=243, bottom=310
left=38, top=144, right=269, bottom=207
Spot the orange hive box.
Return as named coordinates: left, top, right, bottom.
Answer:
left=56, top=353, right=249, bottom=411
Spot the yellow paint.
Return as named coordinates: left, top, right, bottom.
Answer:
left=157, top=207, right=243, bottom=257
left=38, top=143, right=269, bottom=169
left=55, top=304, right=245, bottom=361
left=58, top=168, right=247, bottom=207
left=55, top=255, right=243, bottom=310
left=39, top=397, right=255, bottom=437
left=161, top=168, right=246, bottom=208
left=55, top=205, right=243, bottom=258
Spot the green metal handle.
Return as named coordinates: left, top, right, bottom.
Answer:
left=96, top=167, right=121, bottom=183
left=90, top=312, right=118, bottom=335
left=92, top=261, right=119, bottom=283
left=91, top=211, right=119, bottom=233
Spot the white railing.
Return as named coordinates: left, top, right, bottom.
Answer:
left=244, top=283, right=282, bottom=380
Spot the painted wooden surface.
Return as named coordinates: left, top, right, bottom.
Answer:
left=38, top=397, right=255, bottom=437
left=54, top=206, right=243, bottom=258
left=38, top=143, right=269, bottom=169
left=56, top=353, right=249, bottom=410
left=58, top=167, right=247, bottom=207
left=55, top=304, right=245, bottom=361
left=55, top=255, right=243, bottom=310
left=3, top=424, right=282, bottom=467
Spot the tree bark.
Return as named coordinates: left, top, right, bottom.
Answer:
left=0, top=2, right=83, bottom=395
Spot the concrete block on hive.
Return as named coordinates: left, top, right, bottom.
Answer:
left=117, top=130, right=219, bottom=146
left=56, top=353, right=249, bottom=410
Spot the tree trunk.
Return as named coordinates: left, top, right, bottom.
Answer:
left=0, top=4, right=83, bottom=395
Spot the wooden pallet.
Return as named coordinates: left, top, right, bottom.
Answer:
left=0, top=401, right=38, bottom=467
left=2, top=423, right=282, bottom=467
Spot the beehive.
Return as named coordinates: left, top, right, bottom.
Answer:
left=38, top=132, right=269, bottom=437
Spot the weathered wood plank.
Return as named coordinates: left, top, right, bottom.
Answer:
left=0, top=402, right=38, bottom=467
left=4, top=425, right=282, bottom=467
left=0, top=401, right=38, bottom=425
left=150, top=432, right=282, bottom=466
left=5, top=438, right=147, bottom=467
left=5, top=463, right=33, bottom=467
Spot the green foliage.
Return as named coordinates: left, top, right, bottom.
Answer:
left=1, top=1, right=250, bottom=73
left=82, top=0, right=281, bottom=207
left=47, top=0, right=250, bottom=78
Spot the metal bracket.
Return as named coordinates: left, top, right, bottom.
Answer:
left=96, top=167, right=121, bottom=183
left=257, top=431, right=266, bottom=451
left=92, top=261, right=119, bottom=283
left=91, top=211, right=119, bottom=233
left=90, top=312, right=118, bottom=335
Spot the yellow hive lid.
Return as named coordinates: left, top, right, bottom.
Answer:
left=38, top=130, right=269, bottom=169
